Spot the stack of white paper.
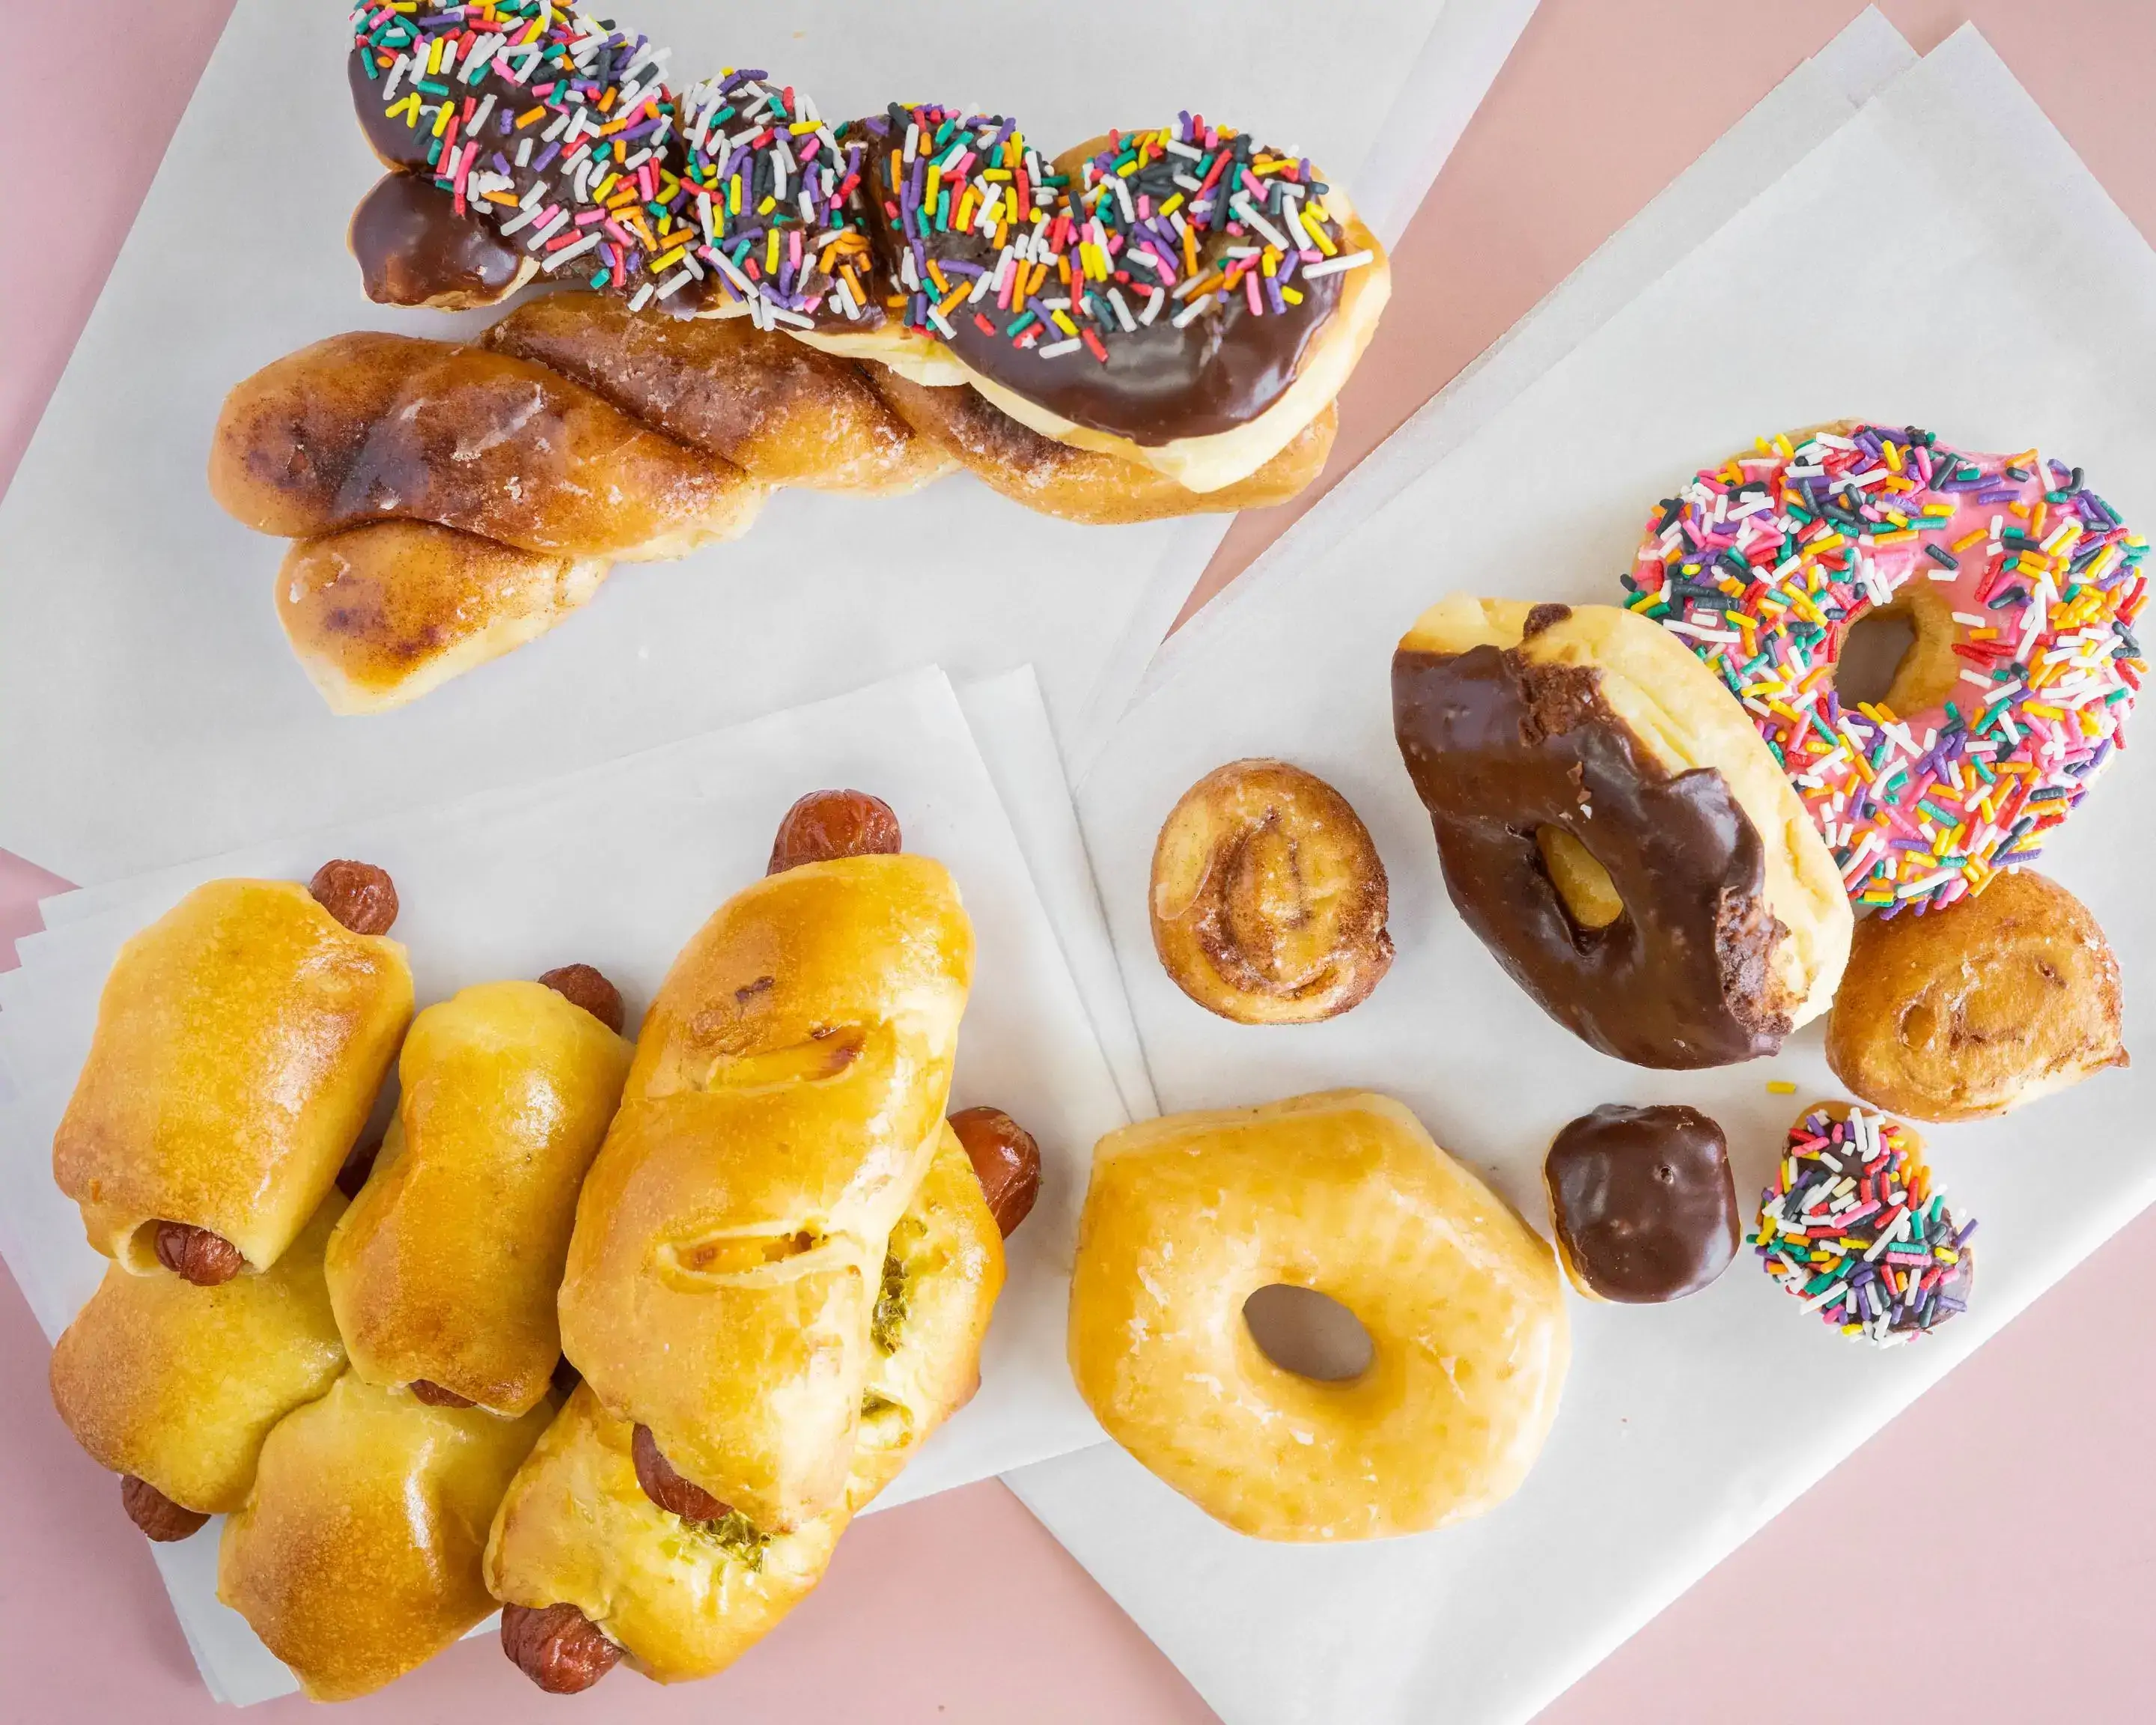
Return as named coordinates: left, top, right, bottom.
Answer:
left=1008, top=22, right=2156, bottom=1725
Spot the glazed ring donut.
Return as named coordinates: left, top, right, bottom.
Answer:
left=1625, top=422, right=2146, bottom=911
left=1149, top=759, right=1394, bottom=1024
left=1392, top=597, right=1851, bottom=1068
left=1827, top=868, right=2126, bottom=1120
left=1068, top=1090, right=1568, bottom=1541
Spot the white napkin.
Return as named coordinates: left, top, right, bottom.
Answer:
left=0, top=0, right=1538, bottom=889
left=1008, top=27, right=2156, bottom=1725
left=1, top=664, right=1124, bottom=1704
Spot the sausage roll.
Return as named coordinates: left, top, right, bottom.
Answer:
left=558, top=854, right=972, bottom=1532
left=217, top=1372, right=554, bottom=1701
left=49, top=1193, right=348, bottom=1525
left=53, top=877, right=412, bottom=1277
left=326, top=978, right=633, bottom=1414
left=487, top=1123, right=1002, bottom=1688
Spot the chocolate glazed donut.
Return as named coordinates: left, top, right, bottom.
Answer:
left=1391, top=613, right=1788, bottom=1068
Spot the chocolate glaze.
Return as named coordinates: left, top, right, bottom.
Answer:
left=345, top=43, right=718, bottom=319
left=348, top=47, right=434, bottom=170
left=350, top=174, right=525, bottom=306
left=857, top=114, right=1343, bottom=447
left=1391, top=612, right=1791, bottom=1068
left=1545, top=1104, right=1738, bottom=1301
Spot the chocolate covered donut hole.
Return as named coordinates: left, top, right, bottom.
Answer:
left=1544, top=1104, right=1738, bottom=1303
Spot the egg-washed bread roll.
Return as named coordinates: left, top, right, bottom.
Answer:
left=487, top=1125, right=1002, bottom=1685
left=327, top=980, right=633, bottom=1414
left=53, top=880, right=412, bottom=1274
left=49, top=1193, right=348, bottom=1515
left=845, top=1121, right=1005, bottom=1512
left=486, top=1382, right=847, bottom=1686
left=558, top=854, right=972, bottom=1532
left=218, top=1373, right=555, bottom=1702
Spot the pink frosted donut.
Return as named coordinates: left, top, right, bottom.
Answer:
left=1624, top=422, right=2147, bottom=912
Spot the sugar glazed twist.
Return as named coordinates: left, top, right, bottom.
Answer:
left=203, top=4, right=1391, bottom=714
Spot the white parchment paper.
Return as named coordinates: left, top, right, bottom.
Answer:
left=0, top=0, right=1542, bottom=889
left=1008, top=28, right=2156, bottom=1725
left=0, top=666, right=1121, bottom=1704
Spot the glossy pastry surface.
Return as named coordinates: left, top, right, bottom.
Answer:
left=328, top=979, right=634, bottom=1414
left=1069, top=1091, right=1568, bottom=1541
left=52, top=878, right=412, bottom=1274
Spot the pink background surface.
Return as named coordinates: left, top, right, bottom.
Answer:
left=4, top=1, right=2154, bottom=1719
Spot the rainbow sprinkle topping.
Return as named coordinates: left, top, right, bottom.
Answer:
left=1623, top=425, right=2146, bottom=912
left=679, top=72, right=876, bottom=327
left=873, top=104, right=1365, bottom=360
left=1752, top=1104, right=1974, bottom=1346
left=349, top=1, right=707, bottom=308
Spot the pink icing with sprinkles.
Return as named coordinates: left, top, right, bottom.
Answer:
left=1622, top=424, right=2147, bottom=913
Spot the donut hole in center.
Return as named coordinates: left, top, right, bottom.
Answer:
left=1536, top=826, right=1624, bottom=932
left=1243, top=1284, right=1374, bottom=1382
left=1834, top=604, right=1919, bottom=708
left=1836, top=594, right=1964, bottom=716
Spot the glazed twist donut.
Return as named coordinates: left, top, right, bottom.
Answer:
left=343, top=4, right=1387, bottom=487
left=210, top=291, right=1335, bottom=712
left=293, top=4, right=1387, bottom=710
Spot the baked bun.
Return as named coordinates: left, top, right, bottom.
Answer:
left=217, top=1374, right=555, bottom=1700
left=49, top=1194, right=347, bottom=1518
left=1827, top=870, right=2127, bottom=1120
left=846, top=1122, right=1005, bottom=1510
left=557, top=854, right=972, bottom=1532
left=486, top=1124, right=1000, bottom=1686
left=1149, top=759, right=1393, bottom=1023
left=326, top=979, right=635, bottom=1414
left=485, top=1382, right=845, bottom=1687
left=1069, top=1090, right=1568, bottom=1540
left=53, top=878, right=412, bottom=1274
left=1392, top=597, right=1852, bottom=1068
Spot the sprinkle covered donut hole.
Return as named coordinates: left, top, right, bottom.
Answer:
left=1624, top=423, right=2146, bottom=913
left=1750, top=1102, right=1975, bottom=1346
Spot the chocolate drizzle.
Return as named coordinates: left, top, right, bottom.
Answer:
left=1391, top=641, right=1792, bottom=1068
left=1545, top=1104, right=1738, bottom=1302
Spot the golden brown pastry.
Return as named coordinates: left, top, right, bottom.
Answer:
left=557, top=852, right=973, bottom=1531
left=275, top=521, right=610, bottom=717
left=326, top=975, right=635, bottom=1415
left=1150, top=759, right=1393, bottom=1024
left=49, top=1193, right=347, bottom=1536
left=865, top=369, right=1335, bottom=526
left=217, top=1373, right=555, bottom=1702
left=482, top=294, right=952, bottom=496
left=1827, top=870, right=2128, bottom=1120
left=209, top=331, right=768, bottom=560
left=486, top=1383, right=844, bottom=1691
left=487, top=1123, right=1004, bottom=1691
left=1069, top=1091, right=1568, bottom=1541
left=52, top=873, right=412, bottom=1278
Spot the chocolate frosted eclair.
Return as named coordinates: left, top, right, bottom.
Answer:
left=1544, top=1105, right=1738, bottom=1302
left=1391, top=597, right=1851, bottom=1068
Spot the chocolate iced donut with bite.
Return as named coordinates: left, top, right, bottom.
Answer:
left=1391, top=597, right=1851, bottom=1068
left=1544, top=1104, right=1738, bottom=1302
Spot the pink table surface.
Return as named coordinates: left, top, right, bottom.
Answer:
left=4, top=2, right=2155, bottom=1719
